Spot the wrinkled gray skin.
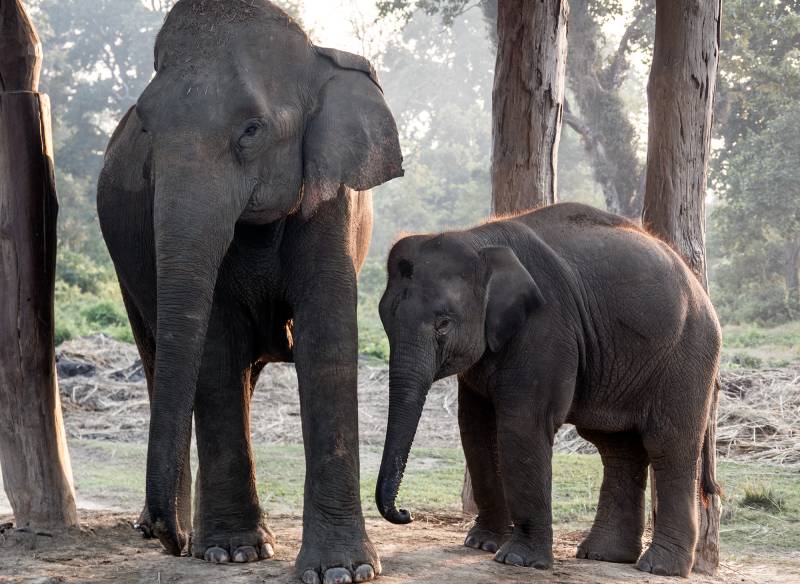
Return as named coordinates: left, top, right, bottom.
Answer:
left=376, top=203, right=721, bottom=578
left=97, top=2, right=402, bottom=583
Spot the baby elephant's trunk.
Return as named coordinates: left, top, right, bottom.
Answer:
left=375, top=347, right=434, bottom=524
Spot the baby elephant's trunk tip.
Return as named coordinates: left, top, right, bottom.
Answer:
left=375, top=451, right=414, bottom=524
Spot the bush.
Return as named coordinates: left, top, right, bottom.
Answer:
left=56, top=248, right=107, bottom=294
left=84, top=300, right=128, bottom=328
left=55, top=280, right=132, bottom=345
left=740, top=484, right=785, bottom=513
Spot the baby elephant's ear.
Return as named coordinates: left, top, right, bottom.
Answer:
left=480, top=247, right=546, bottom=352
left=302, top=46, right=404, bottom=218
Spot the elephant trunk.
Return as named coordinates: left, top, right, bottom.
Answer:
left=376, top=342, right=435, bottom=524
left=145, top=162, right=243, bottom=555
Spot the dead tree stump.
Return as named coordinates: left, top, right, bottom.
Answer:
left=0, top=0, right=78, bottom=529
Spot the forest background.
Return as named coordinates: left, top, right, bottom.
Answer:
left=28, top=0, right=800, bottom=367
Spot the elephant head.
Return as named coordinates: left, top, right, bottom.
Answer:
left=375, top=235, right=544, bottom=524
left=134, top=0, right=402, bottom=553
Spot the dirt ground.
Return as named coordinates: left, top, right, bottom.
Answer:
left=1, top=335, right=799, bottom=583
left=1, top=512, right=796, bottom=584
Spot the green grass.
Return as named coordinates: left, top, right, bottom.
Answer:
left=721, top=322, right=800, bottom=368
left=54, top=441, right=800, bottom=555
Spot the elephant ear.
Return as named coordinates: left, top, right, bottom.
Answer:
left=481, top=247, right=546, bottom=352
left=302, top=46, right=404, bottom=218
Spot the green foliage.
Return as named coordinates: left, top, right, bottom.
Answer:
left=709, top=1, right=800, bottom=326
left=720, top=322, right=800, bottom=368
left=55, top=279, right=133, bottom=345
left=56, top=247, right=108, bottom=294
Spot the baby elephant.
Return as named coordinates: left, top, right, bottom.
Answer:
left=375, top=202, right=721, bottom=577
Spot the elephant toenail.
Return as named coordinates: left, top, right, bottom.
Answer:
left=233, top=546, right=258, bottom=563
left=302, top=569, right=321, bottom=584
left=354, top=564, right=375, bottom=582
left=204, top=546, right=230, bottom=563
left=260, top=542, right=274, bottom=558
left=323, top=567, right=352, bottom=584
left=464, top=536, right=478, bottom=548
left=481, top=541, right=498, bottom=553
left=505, top=552, right=525, bottom=566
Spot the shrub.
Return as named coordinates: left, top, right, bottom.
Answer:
left=84, top=300, right=128, bottom=328
left=740, top=484, right=785, bottom=513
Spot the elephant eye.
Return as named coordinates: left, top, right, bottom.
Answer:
left=434, top=316, right=453, bottom=336
left=237, top=119, right=265, bottom=148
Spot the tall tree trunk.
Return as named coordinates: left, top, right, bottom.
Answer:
left=464, top=0, right=569, bottom=518
left=785, top=238, right=800, bottom=312
left=0, top=0, right=78, bottom=529
left=491, top=0, right=569, bottom=215
left=642, top=0, right=721, bottom=574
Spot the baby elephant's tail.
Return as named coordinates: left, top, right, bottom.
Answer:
left=700, top=379, right=722, bottom=500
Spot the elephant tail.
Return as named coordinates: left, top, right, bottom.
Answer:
left=700, top=379, right=722, bottom=499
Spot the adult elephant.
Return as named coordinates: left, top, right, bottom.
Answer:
left=97, top=2, right=402, bottom=583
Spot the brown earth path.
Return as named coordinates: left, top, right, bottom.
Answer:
left=1, top=512, right=797, bottom=584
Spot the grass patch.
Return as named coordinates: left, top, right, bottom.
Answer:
left=42, top=440, right=799, bottom=557
left=721, top=322, right=800, bottom=368
left=740, top=484, right=786, bottom=512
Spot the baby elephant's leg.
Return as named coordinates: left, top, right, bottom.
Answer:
left=639, top=428, right=703, bottom=577
left=492, top=403, right=556, bottom=570
left=576, top=430, right=648, bottom=563
left=458, top=382, right=511, bottom=553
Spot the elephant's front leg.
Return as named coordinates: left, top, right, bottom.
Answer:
left=191, top=308, right=275, bottom=563
left=292, top=286, right=379, bottom=584
left=459, top=380, right=512, bottom=553
left=492, top=384, right=563, bottom=570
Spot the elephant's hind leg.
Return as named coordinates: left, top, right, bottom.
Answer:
left=576, top=430, right=648, bottom=564
left=190, top=307, right=274, bottom=564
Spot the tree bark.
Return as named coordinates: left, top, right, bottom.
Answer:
left=642, top=0, right=721, bottom=574
left=785, top=239, right=800, bottom=311
left=491, top=0, right=569, bottom=215
left=0, top=0, right=78, bottom=530
left=464, top=0, right=569, bottom=516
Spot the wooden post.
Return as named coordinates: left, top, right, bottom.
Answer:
left=0, top=0, right=78, bottom=529
left=642, top=0, right=722, bottom=574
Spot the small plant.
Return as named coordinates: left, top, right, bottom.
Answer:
left=83, top=300, right=128, bottom=328
left=740, top=484, right=785, bottom=513
left=727, top=352, right=764, bottom=369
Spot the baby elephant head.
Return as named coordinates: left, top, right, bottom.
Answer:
left=375, top=234, right=545, bottom=524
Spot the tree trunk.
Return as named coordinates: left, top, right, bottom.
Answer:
left=491, top=0, right=569, bottom=215
left=785, top=239, right=800, bottom=311
left=464, top=0, right=569, bottom=517
left=0, top=0, right=78, bottom=530
left=642, top=0, right=721, bottom=575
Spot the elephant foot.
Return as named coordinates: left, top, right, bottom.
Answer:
left=464, top=524, right=511, bottom=554
left=133, top=506, right=154, bottom=539
left=296, top=528, right=381, bottom=584
left=191, top=524, right=275, bottom=564
left=493, top=536, right=553, bottom=570
left=636, top=542, right=692, bottom=577
left=576, top=531, right=641, bottom=564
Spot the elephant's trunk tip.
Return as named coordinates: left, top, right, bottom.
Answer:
left=375, top=475, right=414, bottom=525
left=377, top=502, right=413, bottom=525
